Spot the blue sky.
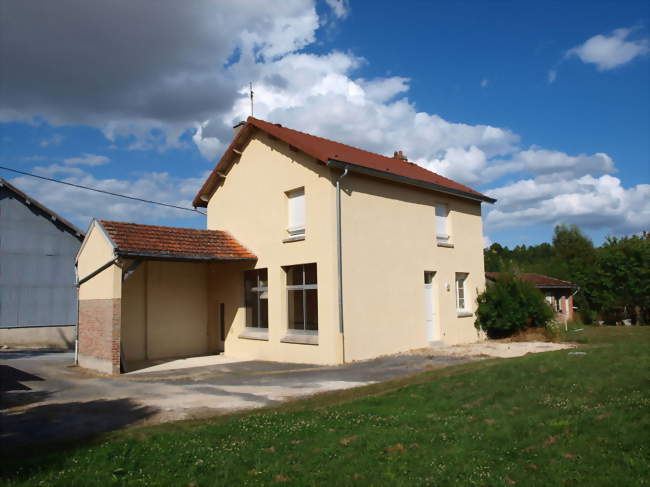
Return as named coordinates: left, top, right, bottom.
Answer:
left=1, top=0, right=648, bottom=247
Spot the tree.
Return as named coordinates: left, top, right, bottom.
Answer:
left=552, top=224, right=598, bottom=322
left=594, top=233, right=650, bottom=324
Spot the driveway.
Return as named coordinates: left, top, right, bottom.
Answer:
left=1, top=350, right=473, bottom=449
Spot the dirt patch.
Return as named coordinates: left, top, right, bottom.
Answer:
left=411, top=340, right=575, bottom=359
left=502, top=327, right=551, bottom=342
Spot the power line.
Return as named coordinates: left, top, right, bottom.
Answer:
left=0, top=165, right=206, bottom=215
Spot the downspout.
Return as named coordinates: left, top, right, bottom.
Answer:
left=567, top=286, right=580, bottom=331
left=74, top=263, right=80, bottom=366
left=335, top=166, right=349, bottom=363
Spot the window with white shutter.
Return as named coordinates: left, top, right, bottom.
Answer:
left=436, top=204, right=450, bottom=243
left=287, top=188, right=305, bottom=237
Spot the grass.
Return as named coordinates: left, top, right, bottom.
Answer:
left=2, top=326, right=649, bottom=486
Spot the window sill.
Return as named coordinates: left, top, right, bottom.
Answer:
left=457, top=311, right=473, bottom=318
left=437, top=242, right=454, bottom=248
left=280, top=333, right=319, bottom=345
left=283, top=235, right=305, bottom=243
left=238, top=329, right=269, bottom=341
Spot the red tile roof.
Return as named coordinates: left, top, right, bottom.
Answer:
left=486, top=272, right=576, bottom=288
left=98, top=220, right=256, bottom=261
left=193, top=117, right=495, bottom=207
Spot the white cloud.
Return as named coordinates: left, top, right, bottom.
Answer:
left=3, top=1, right=647, bottom=238
left=63, top=153, right=110, bottom=166
left=40, top=134, right=64, bottom=147
left=9, top=164, right=208, bottom=227
left=424, top=146, right=488, bottom=186
left=324, top=0, right=350, bottom=19
left=484, top=149, right=616, bottom=182
left=566, top=27, right=649, bottom=71
left=486, top=175, right=650, bottom=234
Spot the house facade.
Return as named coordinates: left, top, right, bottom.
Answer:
left=0, top=178, right=84, bottom=348
left=76, top=118, right=495, bottom=374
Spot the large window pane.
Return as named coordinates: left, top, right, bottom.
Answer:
left=251, top=292, right=259, bottom=327
left=305, top=289, right=318, bottom=330
left=285, top=263, right=318, bottom=332
left=258, top=268, right=268, bottom=288
left=288, top=289, right=304, bottom=330
left=244, top=268, right=268, bottom=328
left=244, top=270, right=255, bottom=326
left=304, top=263, right=317, bottom=285
left=260, top=294, right=268, bottom=329
left=287, top=265, right=302, bottom=286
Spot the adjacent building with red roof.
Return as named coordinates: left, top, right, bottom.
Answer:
left=76, top=118, right=495, bottom=374
left=485, top=272, right=577, bottom=322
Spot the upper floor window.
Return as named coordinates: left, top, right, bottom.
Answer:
left=287, top=188, right=305, bottom=238
left=244, top=269, right=268, bottom=329
left=436, top=204, right=450, bottom=244
left=286, top=263, right=318, bottom=332
left=455, top=273, right=468, bottom=312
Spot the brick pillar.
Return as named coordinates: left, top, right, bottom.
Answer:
left=78, top=298, right=121, bottom=374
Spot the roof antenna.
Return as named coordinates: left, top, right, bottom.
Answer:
left=249, top=81, right=254, bottom=117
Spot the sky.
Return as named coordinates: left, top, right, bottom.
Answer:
left=0, top=0, right=648, bottom=247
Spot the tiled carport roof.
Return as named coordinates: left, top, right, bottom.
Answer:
left=98, top=220, right=256, bottom=262
left=486, top=272, right=577, bottom=289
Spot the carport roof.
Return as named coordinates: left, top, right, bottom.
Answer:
left=98, top=220, right=256, bottom=262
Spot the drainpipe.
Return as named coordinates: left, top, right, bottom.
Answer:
left=567, top=286, right=580, bottom=331
left=74, top=263, right=80, bottom=366
left=335, top=166, right=349, bottom=363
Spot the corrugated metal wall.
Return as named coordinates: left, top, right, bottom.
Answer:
left=0, top=188, right=81, bottom=327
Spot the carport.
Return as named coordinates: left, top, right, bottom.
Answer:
left=76, top=220, right=256, bottom=375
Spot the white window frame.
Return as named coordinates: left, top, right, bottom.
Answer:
left=285, top=263, right=318, bottom=334
left=244, top=269, right=268, bottom=329
left=455, top=273, right=469, bottom=313
left=286, top=188, right=305, bottom=238
left=436, top=204, right=450, bottom=244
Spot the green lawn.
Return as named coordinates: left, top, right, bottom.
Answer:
left=2, top=326, right=649, bottom=486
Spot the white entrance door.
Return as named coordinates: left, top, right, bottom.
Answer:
left=424, top=272, right=436, bottom=341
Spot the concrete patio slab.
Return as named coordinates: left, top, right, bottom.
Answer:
left=126, top=354, right=247, bottom=375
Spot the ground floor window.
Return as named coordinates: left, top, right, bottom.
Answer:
left=285, top=263, right=318, bottom=332
left=244, top=269, right=268, bottom=328
left=455, top=273, right=468, bottom=312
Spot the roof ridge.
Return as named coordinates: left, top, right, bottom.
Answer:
left=522, top=272, right=574, bottom=283
left=248, top=117, right=489, bottom=195
left=250, top=117, right=405, bottom=164
left=99, top=219, right=224, bottom=234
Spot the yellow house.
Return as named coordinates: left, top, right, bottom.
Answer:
left=76, top=117, right=495, bottom=374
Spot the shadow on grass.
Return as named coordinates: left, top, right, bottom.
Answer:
left=0, top=398, right=158, bottom=456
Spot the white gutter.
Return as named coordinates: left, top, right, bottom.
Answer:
left=334, top=165, right=349, bottom=363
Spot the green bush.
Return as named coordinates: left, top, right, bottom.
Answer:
left=475, top=273, right=554, bottom=338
